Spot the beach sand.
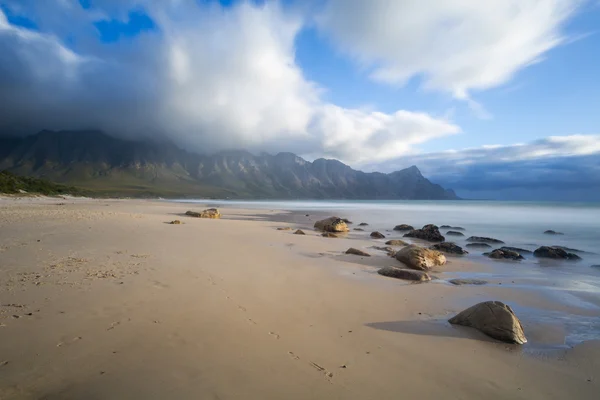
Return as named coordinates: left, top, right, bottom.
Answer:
left=0, top=198, right=598, bottom=399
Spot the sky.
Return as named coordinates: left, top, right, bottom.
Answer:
left=0, top=0, right=599, bottom=200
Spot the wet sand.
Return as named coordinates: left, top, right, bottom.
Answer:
left=0, top=197, right=599, bottom=399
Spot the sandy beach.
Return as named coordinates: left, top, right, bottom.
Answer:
left=1, top=198, right=599, bottom=399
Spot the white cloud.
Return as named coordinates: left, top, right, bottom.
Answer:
left=0, top=1, right=459, bottom=164
left=318, top=0, right=582, bottom=102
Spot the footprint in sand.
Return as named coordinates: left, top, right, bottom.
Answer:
left=309, top=361, right=334, bottom=380
left=288, top=351, right=300, bottom=360
left=238, top=305, right=247, bottom=312
left=107, top=321, right=121, bottom=331
left=268, top=331, right=280, bottom=339
left=57, top=336, right=82, bottom=347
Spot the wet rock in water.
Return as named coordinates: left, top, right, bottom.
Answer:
left=403, top=224, right=445, bottom=243
left=342, top=218, right=353, bottom=224
left=345, top=248, right=371, bottom=257
left=441, top=225, right=466, bottom=231
left=372, top=246, right=396, bottom=257
left=554, top=245, right=586, bottom=253
left=294, top=229, right=306, bottom=235
left=185, top=208, right=221, bottom=219
left=448, top=300, right=527, bottom=344
left=377, top=267, right=431, bottom=282
left=358, top=222, right=369, bottom=226
left=446, top=231, right=465, bottom=236
left=370, top=231, right=386, bottom=239
left=544, top=230, right=564, bottom=235
left=465, top=242, right=492, bottom=249
left=353, top=228, right=364, bottom=231
left=430, top=242, right=468, bottom=255
left=591, top=265, right=600, bottom=268
left=393, top=224, right=414, bottom=231
left=321, top=232, right=339, bottom=238
left=448, top=278, right=487, bottom=286
left=314, top=217, right=349, bottom=233
left=169, top=220, right=182, bottom=225
left=499, top=246, right=533, bottom=254
left=466, top=236, right=505, bottom=244
left=277, top=227, right=292, bottom=231
left=485, top=249, right=524, bottom=260
left=385, top=239, right=408, bottom=246
left=533, top=246, right=581, bottom=260
left=394, top=245, right=446, bottom=271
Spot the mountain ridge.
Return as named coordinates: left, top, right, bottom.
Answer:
left=0, top=130, right=459, bottom=199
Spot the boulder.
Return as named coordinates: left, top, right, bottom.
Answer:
left=466, top=242, right=492, bottom=249
left=185, top=208, right=221, bottom=219
left=484, top=249, right=524, bottom=260
left=345, top=248, right=371, bottom=257
left=385, top=239, right=408, bottom=246
left=441, top=225, right=465, bottom=231
left=342, top=218, right=353, bottom=224
left=446, top=231, right=465, bottom=236
left=314, top=217, right=349, bottom=233
left=554, top=245, right=585, bottom=253
left=448, top=279, right=487, bottom=286
left=293, top=229, right=306, bottom=235
left=358, top=222, right=369, bottom=226
left=466, top=236, right=504, bottom=244
left=429, top=242, right=468, bottom=255
left=393, top=224, right=414, bottom=231
left=353, top=228, right=365, bottom=231
left=321, top=232, right=339, bottom=238
left=277, top=227, right=292, bottom=231
left=448, top=301, right=527, bottom=344
left=533, top=246, right=581, bottom=260
left=403, top=224, right=445, bottom=243
left=169, top=220, right=182, bottom=225
left=500, top=246, right=533, bottom=254
left=377, top=267, right=431, bottom=282
left=591, top=265, right=600, bottom=268
left=544, top=230, right=564, bottom=235
left=370, top=231, right=386, bottom=239
left=394, top=245, right=446, bottom=271
left=372, top=246, right=396, bottom=257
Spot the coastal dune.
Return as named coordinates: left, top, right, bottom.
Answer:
left=0, top=199, right=598, bottom=399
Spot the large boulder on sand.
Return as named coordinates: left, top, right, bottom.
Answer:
left=403, top=224, right=445, bottom=243
left=370, top=231, right=386, bottom=239
left=394, top=245, right=446, bottom=271
left=314, top=217, right=349, bottom=233
left=345, top=248, right=371, bottom=257
left=186, top=208, right=221, bottom=219
left=294, top=229, right=306, bottom=235
left=448, top=301, right=527, bottom=344
left=533, top=246, right=581, bottom=260
left=378, top=267, right=431, bottom=282
left=429, top=242, right=468, bottom=255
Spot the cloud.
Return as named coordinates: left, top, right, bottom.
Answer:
left=0, top=0, right=459, bottom=164
left=364, top=135, right=600, bottom=200
left=318, top=0, right=583, bottom=103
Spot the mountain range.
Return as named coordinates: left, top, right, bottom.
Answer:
left=0, top=130, right=458, bottom=199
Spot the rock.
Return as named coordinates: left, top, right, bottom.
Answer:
left=358, top=222, right=369, bottom=226
left=372, top=246, right=396, bottom=257
left=277, top=227, right=292, bottom=231
left=448, top=279, right=488, bottom=286
left=314, top=217, right=349, bottom=233
left=499, top=246, right=533, bottom=254
left=385, top=239, right=408, bottom=246
left=293, top=229, right=306, bottom=235
left=441, top=225, right=465, bottom=231
left=466, top=236, right=504, bottom=244
left=446, top=231, right=465, bottom=236
left=484, top=249, right=524, bottom=260
left=533, top=246, right=581, bottom=260
left=591, top=265, right=600, bottom=268
left=429, top=242, right=468, bottom=255
left=370, top=231, right=386, bottom=239
left=377, top=267, right=431, bottom=282
left=321, top=232, right=339, bottom=238
left=342, top=218, right=353, bottom=224
left=393, top=224, right=414, bottom=231
left=554, top=245, right=585, bottom=253
left=353, top=228, right=364, bottom=231
left=544, top=230, right=564, bottom=235
left=394, top=245, right=446, bottom=271
left=169, top=220, right=182, bottom=225
left=466, top=242, right=492, bottom=249
left=185, top=208, right=221, bottom=219
left=448, top=301, right=527, bottom=344
left=345, top=248, right=371, bottom=257
left=403, top=224, right=445, bottom=243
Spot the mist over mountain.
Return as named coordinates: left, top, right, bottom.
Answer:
left=0, top=130, right=457, bottom=199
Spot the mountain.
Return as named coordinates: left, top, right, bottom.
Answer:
left=0, top=130, right=458, bottom=199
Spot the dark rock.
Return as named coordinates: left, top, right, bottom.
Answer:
left=485, top=249, right=524, bottom=260
left=446, top=231, right=464, bottom=236
left=314, top=217, right=349, bottom=233
left=499, top=246, right=533, bottom=254
left=441, top=225, right=465, bottom=231
left=353, top=228, right=364, bottom=231
left=377, top=267, right=431, bottom=282
left=385, top=239, right=408, bottom=246
left=345, top=248, right=371, bottom=257
left=169, top=220, right=182, bottom=225
left=448, top=300, right=527, bottom=344
left=430, top=242, right=468, bottom=255
left=358, top=222, right=369, bottom=226
left=448, top=279, right=488, bottom=286
left=465, top=242, right=492, bottom=249
left=393, top=224, right=414, bottom=231
left=185, top=208, right=221, bottom=219
left=370, top=231, right=386, bottom=239
left=293, top=229, right=305, bottom=235
left=544, top=230, right=564, bottom=235
left=403, top=224, right=445, bottom=243
left=533, top=246, right=581, bottom=260
left=466, top=236, right=505, bottom=244
left=395, top=245, right=446, bottom=271
left=321, top=232, right=338, bottom=238
left=591, top=265, right=600, bottom=268
left=342, top=218, right=353, bottom=224
left=554, top=246, right=586, bottom=253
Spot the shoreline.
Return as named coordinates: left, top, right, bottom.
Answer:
left=1, top=198, right=599, bottom=399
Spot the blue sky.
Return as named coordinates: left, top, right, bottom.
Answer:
left=0, top=0, right=599, bottom=199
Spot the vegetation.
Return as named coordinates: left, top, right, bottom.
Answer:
left=0, top=170, right=86, bottom=196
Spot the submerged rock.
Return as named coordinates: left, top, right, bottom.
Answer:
left=314, top=217, right=349, bottom=233
left=393, top=224, right=414, bottom=231
left=499, top=246, right=533, bottom=254
left=466, top=236, right=505, bottom=244
left=441, top=225, right=466, bottom=231
left=591, top=265, right=600, bottom=268
left=544, top=230, right=564, bottom=235
left=465, top=243, right=492, bottom=249
left=448, top=279, right=487, bottom=286
left=353, top=228, right=365, bottom=231
left=377, top=267, right=431, bottom=282
left=345, top=248, right=371, bottom=257
left=185, top=208, right=221, bottom=219
left=342, top=218, right=353, bottom=224
left=485, top=249, right=524, bottom=260
left=446, top=231, right=465, bottom=236
left=533, top=246, right=581, bottom=260
left=394, top=245, right=446, bottom=271
left=429, top=242, right=468, bottom=255
left=403, top=224, right=445, bottom=243
left=448, top=301, right=527, bottom=344
left=358, top=222, right=369, bottom=226
left=370, top=231, right=386, bottom=239
left=321, top=232, right=339, bottom=238
left=293, top=229, right=306, bottom=235
left=385, top=239, right=408, bottom=246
